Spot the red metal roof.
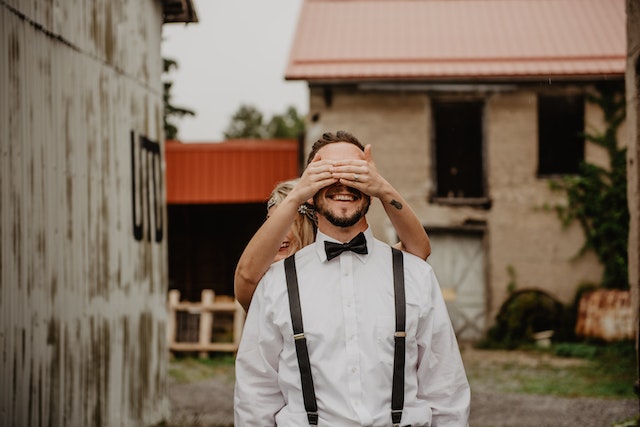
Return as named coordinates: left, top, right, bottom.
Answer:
left=285, top=0, right=626, bottom=81
left=165, top=139, right=299, bottom=204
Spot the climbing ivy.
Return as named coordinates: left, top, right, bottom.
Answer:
left=549, top=83, right=628, bottom=289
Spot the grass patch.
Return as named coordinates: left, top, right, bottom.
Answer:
left=465, top=341, right=637, bottom=398
left=168, top=353, right=236, bottom=384
left=169, top=342, right=637, bottom=399
left=557, top=341, right=637, bottom=398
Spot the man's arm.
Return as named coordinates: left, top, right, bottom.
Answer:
left=234, top=278, right=285, bottom=426
left=416, top=267, right=470, bottom=426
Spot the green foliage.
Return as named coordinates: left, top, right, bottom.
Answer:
left=549, top=84, right=628, bottom=289
left=479, top=288, right=567, bottom=349
left=506, top=264, right=518, bottom=293
left=223, top=104, right=268, bottom=139
left=163, top=58, right=196, bottom=140
left=224, top=104, right=305, bottom=139
left=267, top=106, right=306, bottom=138
left=553, top=342, right=599, bottom=359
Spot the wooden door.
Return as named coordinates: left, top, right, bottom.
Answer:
left=427, top=230, right=486, bottom=341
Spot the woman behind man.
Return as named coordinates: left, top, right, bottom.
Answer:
left=234, top=142, right=431, bottom=311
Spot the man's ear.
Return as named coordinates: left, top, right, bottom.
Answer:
left=307, top=197, right=315, bottom=206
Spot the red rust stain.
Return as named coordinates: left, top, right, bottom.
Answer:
left=575, top=289, right=633, bottom=341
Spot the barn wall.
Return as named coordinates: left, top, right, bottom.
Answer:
left=0, top=1, right=168, bottom=425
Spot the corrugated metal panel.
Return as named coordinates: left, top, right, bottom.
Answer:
left=165, top=140, right=300, bottom=204
left=286, top=0, right=626, bottom=80
left=0, top=1, right=169, bottom=426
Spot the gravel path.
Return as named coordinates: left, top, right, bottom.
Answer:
left=469, top=392, right=637, bottom=427
left=167, top=348, right=639, bottom=426
left=167, top=379, right=638, bottom=426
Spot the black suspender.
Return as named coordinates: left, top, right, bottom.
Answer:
left=391, top=247, right=406, bottom=426
left=284, top=247, right=406, bottom=426
left=284, top=255, right=319, bottom=425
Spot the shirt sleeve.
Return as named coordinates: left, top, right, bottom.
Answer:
left=234, top=274, right=285, bottom=426
left=416, top=266, right=471, bottom=426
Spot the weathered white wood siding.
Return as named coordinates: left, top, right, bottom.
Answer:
left=0, top=1, right=169, bottom=425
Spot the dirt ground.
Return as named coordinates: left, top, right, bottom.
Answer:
left=167, top=347, right=639, bottom=427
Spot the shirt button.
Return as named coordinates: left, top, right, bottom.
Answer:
left=351, top=367, right=357, bottom=373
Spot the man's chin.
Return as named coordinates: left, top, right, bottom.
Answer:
left=324, top=210, right=366, bottom=228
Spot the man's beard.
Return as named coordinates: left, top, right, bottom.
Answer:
left=313, top=192, right=371, bottom=227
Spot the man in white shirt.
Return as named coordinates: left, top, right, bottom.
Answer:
left=234, top=131, right=470, bottom=426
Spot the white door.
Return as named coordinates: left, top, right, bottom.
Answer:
left=427, top=230, right=486, bottom=341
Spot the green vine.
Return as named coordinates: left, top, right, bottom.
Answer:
left=549, top=83, right=628, bottom=289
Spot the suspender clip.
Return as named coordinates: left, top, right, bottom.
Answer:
left=307, top=411, right=318, bottom=425
left=394, top=331, right=406, bottom=338
left=293, top=332, right=305, bottom=340
left=391, top=409, right=403, bottom=424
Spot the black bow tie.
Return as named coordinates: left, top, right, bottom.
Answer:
left=324, top=232, right=368, bottom=260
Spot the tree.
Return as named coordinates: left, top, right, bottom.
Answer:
left=223, top=104, right=268, bottom=139
left=549, top=83, right=628, bottom=289
left=267, top=106, right=305, bottom=138
left=224, top=104, right=305, bottom=139
left=163, top=58, right=195, bottom=140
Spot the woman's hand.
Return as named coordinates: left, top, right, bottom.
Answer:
left=329, top=143, right=431, bottom=259
left=288, top=153, right=338, bottom=204
left=329, top=144, right=389, bottom=198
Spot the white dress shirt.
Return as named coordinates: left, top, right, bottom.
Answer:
left=234, top=227, right=470, bottom=426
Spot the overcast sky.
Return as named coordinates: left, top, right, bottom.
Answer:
left=161, top=0, right=308, bottom=142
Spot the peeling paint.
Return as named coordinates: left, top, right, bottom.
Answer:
left=104, top=2, right=114, bottom=65
left=1, top=1, right=169, bottom=425
left=11, top=191, right=21, bottom=289
left=9, top=29, right=19, bottom=62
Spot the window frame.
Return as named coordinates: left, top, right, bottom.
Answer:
left=537, top=93, right=585, bottom=177
left=429, top=96, right=490, bottom=208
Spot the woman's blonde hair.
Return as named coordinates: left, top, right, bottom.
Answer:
left=267, top=179, right=316, bottom=254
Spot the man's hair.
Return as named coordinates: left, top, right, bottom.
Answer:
left=306, top=131, right=365, bottom=165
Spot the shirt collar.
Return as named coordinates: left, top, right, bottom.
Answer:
left=315, top=227, right=374, bottom=263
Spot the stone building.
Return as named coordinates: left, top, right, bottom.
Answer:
left=286, top=0, right=627, bottom=340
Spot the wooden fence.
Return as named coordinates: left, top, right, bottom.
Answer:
left=167, top=289, right=245, bottom=357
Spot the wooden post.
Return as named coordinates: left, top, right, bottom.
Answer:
left=199, top=290, right=215, bottom=358
left=167, top=290, right=180, bottom=350
left=167, top=290, right=245, bottom=355
left=233, top=300, right=246, bottom=350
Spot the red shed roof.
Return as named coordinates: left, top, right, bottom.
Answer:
left=165, top=139, right=299, bottom=204
left=285, top=0, right=626, bottom=81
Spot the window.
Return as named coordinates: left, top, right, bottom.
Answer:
left=538, top=95, right=585, bottom=176
left=432, top=100, right=485, bottom=200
